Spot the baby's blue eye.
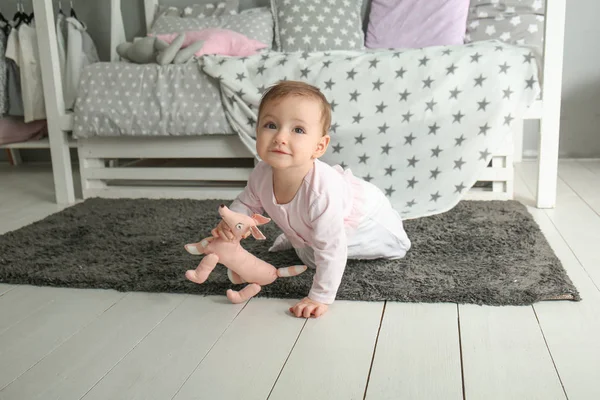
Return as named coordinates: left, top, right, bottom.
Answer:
left=294, top=127, right=305, bottom=134
left=265, top=123, right=276, bottom=129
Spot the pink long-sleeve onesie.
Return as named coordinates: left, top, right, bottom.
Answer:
left=229, top=159, right=411, bottom=304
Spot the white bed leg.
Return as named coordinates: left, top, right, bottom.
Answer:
left=78, top=152, right=107, bottom=199
left=513, top=119, right=524, bottom=163
left=537, top=116, right=560, bottom=208
left=34, top=0, right=75, bottom=205
left=9, top=149, right=22, bottom=165
left=536, top=0, right=566, bottom=209
left=48, top=128, right=75, bottom=204
left=504, top=149, right=514, bottom=200
left=492, top=157, right=504, bottom=194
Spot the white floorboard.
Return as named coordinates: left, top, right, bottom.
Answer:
left=0, top=287, right=123, bottom=390
left=0, top=165, right=65, bottom=208
left=0, top=285, right=64, bottom=336
left=518, top=162, right=600, bottom=399
left=460, top=304, right=565, bottom=400
left=522, top=162, right=600, bottom=291
left=1, top=161, right=600, bottom=399
left=558, top=160, right=600, bottom=216
left=0, top=165, right=72, bottom=235
left=0, top=284, right=15, bottom=296
left=80, top=295, right=245, bottom=400
left=579, top=160, right=600, bottom=179
left=365, top=303, right=463, bottom=400
left=172, top=298, right=305, bottom=400
left=269, top=301, right=383, bottom=400
left=0, top=207, right=64, bottom=235
left=0, top=292, right=184, bottom=400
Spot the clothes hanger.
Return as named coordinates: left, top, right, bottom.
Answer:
left=58, top=0, right=64, bottom=15
left=13, top=0, right=33, bottom=26
left=12, top=1, right=22, bottom=23
left=15, top=1, right=30, bottom=27
left=12, top=1, right=26, bottom=29
left=25, top=0, right=34, bottom=24
left=69, top=0, right=79, bottom=21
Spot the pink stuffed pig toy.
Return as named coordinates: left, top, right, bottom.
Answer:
left=184, top=204, right=307, bottom=303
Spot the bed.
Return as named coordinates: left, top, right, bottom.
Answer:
left=33, top=0, right=566, bottom=215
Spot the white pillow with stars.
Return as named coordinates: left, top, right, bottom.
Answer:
left=465, top=0, right=545, bottom=59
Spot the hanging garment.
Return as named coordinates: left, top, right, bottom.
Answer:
left=0, top=27, right=8, bottom=116
left=6, top=23, right=46, bottom=122
left=56, top=11, right=68, bottom=106
left=64, top=17, right=99, bottom=110
left=4, top=27, right=24, bottom=117
left=18, top=22, right=46, bottom=122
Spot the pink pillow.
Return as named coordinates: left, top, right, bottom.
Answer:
left=153, top=28, right=267, bottom=57
left=366, top=0, right=470, bottom=49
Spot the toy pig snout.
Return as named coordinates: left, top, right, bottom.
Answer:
left=218, top=204, right=232, bottom=219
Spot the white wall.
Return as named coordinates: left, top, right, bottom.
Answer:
left=556, top=0, right=600, bottom=158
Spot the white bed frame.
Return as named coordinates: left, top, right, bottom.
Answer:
left=30, top=0, right=566, bottom=209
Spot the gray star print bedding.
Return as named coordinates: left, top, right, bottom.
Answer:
left=72, top=62, right=232, bottom=138
left=201, top=40, right=540, bottom=219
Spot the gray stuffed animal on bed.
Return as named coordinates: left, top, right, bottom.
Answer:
left=116, top=34, right=205, bottom=65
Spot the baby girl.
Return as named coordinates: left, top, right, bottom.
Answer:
left=211, top=80, right=411, bottom=318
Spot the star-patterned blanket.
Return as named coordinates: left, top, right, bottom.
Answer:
left=201, top=40, right=541, bottom=219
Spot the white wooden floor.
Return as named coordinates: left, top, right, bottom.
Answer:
left=0, top=160, right=599, bottom=400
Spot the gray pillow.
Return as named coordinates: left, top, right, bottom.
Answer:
left=156, top=6, right=181, bottom=18
left=271, top=0, right=365, bottom=52
left=465, top=0, right=545, bottom=58
left=150, top=7, right=274, bottom=49
left=156, top=0, right=239, bottom=19
left=183, top=0, right=239, bottom=18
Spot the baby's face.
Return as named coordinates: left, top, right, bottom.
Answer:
left=256, top=96, right=329, bottom=170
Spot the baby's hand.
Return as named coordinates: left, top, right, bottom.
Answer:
left=289, top=297, right=329, bottom=318
left=211, top=220, right=234, bottom=241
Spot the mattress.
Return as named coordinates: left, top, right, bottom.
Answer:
left=72, top=61, right=232, bottom=138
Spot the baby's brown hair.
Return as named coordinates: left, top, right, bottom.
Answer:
left=258, top=81, right=332, bottom=137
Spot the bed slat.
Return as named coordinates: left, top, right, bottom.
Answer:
left=78, top=136, right=254, bottom=159
left=85, top=167, right=253, bottom=181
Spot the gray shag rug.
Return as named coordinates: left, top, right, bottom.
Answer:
left=0, top=198, right=580, bottom=306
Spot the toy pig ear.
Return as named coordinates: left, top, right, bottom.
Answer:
left=250, top=226, right=266, bottom=240
left=252, top=214, right=271, bottom=225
